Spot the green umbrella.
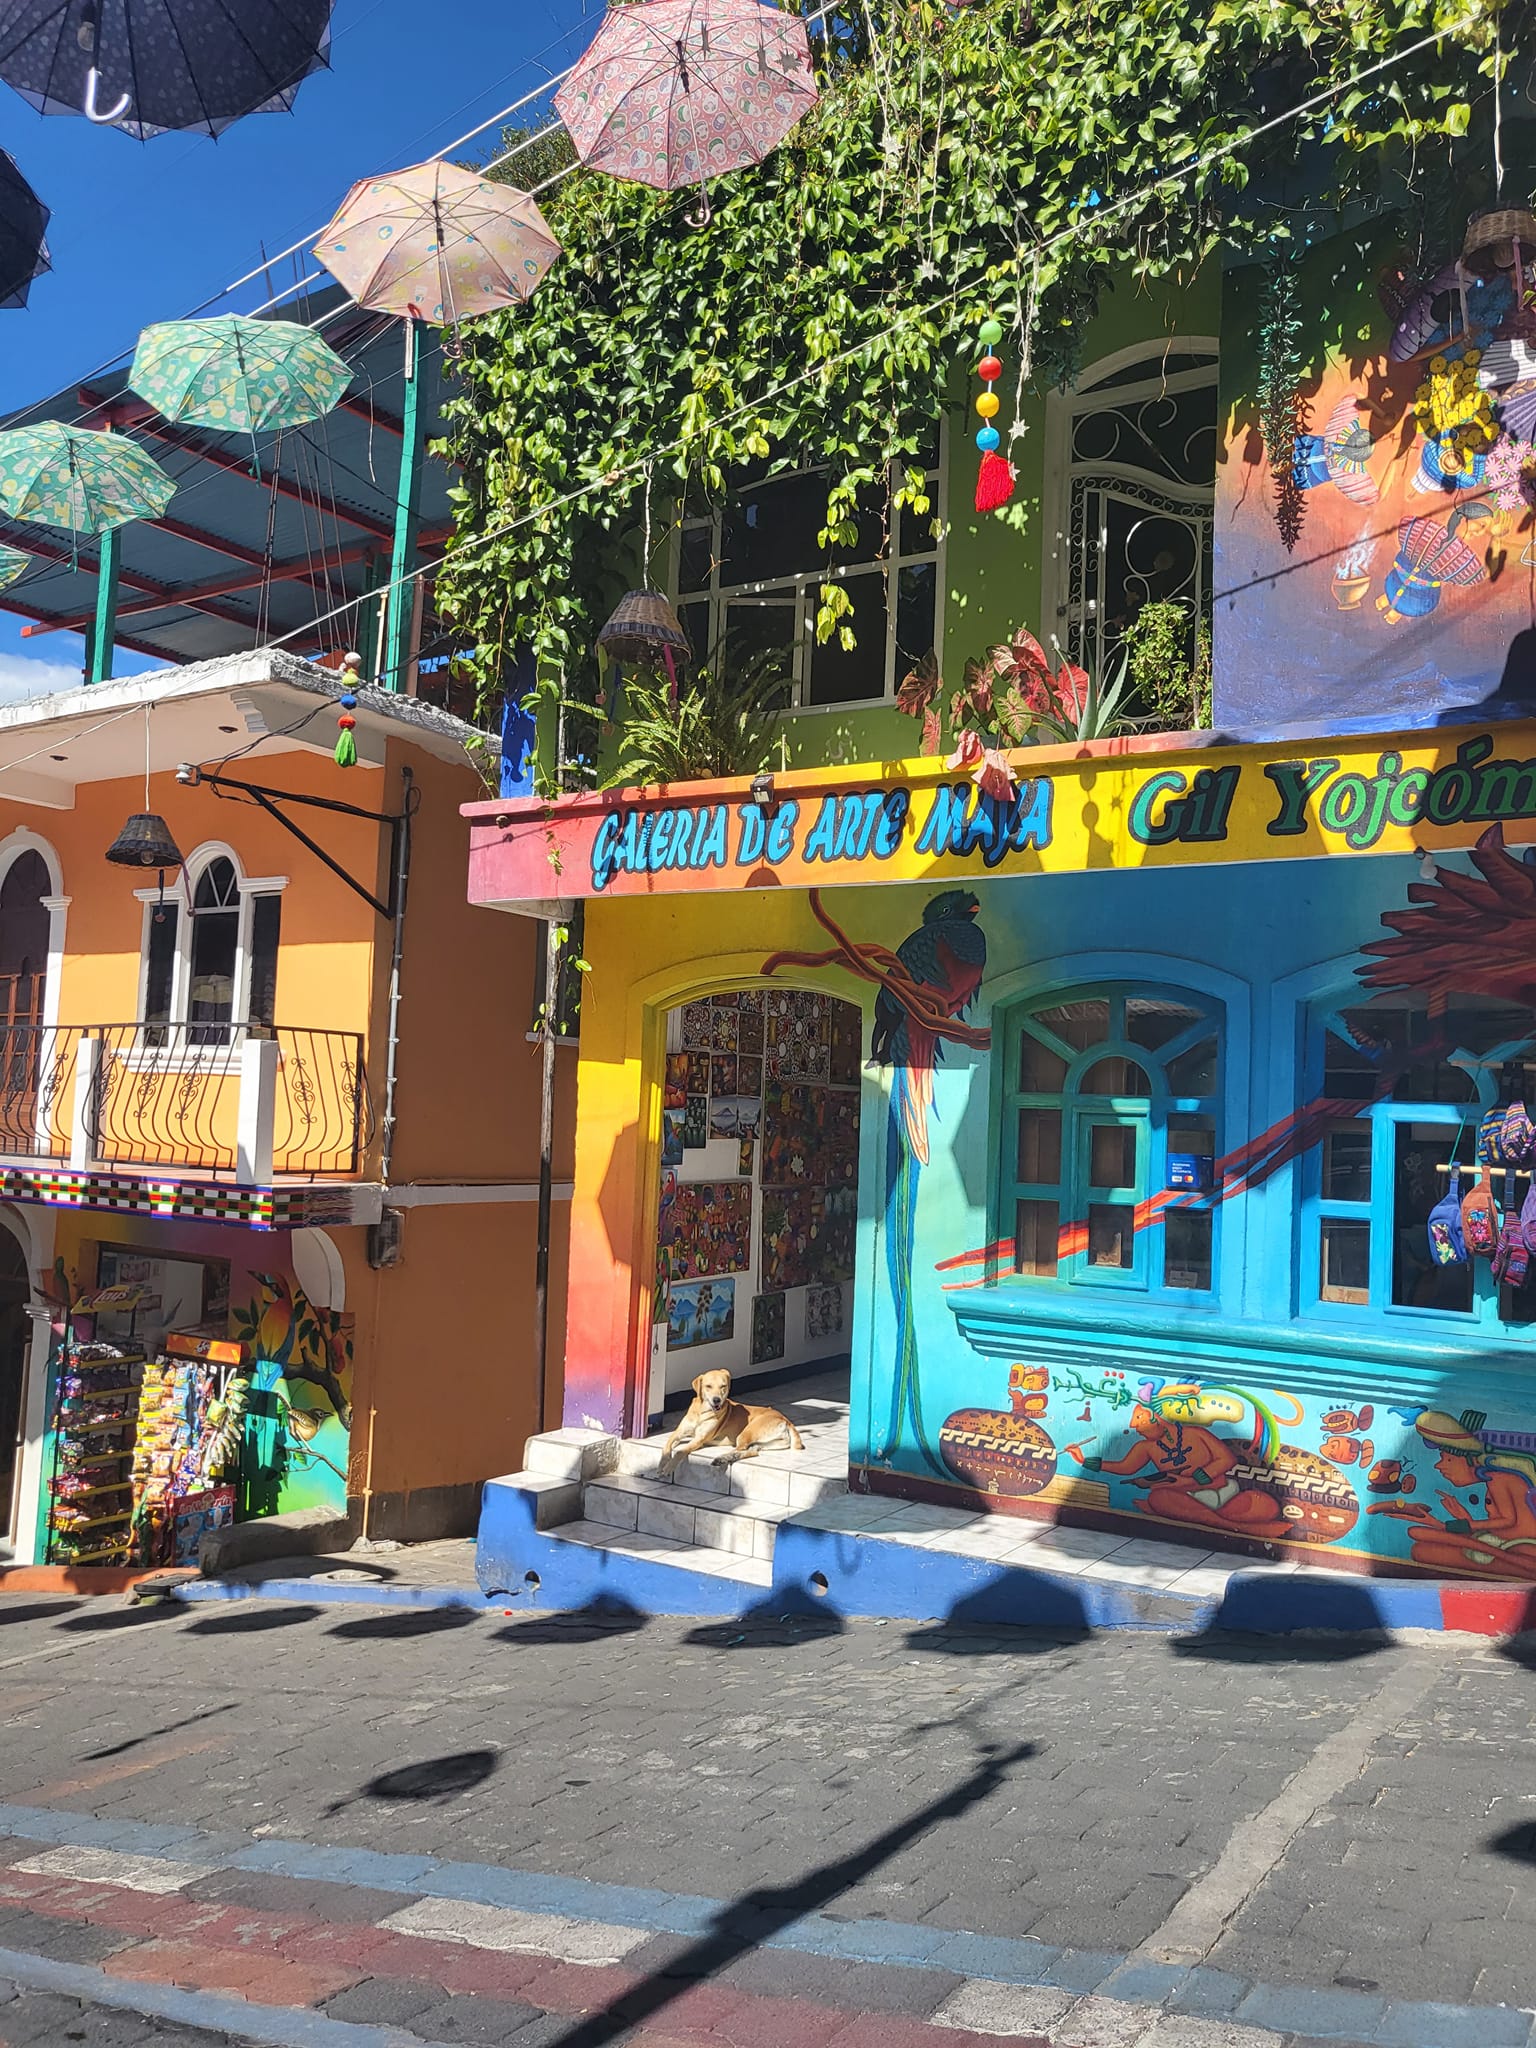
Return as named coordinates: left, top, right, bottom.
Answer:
left=129, top=314, right=352, bottom=435
left=0, top=422, right=175, bottom=535
left=0, top=545, right=28, bottom=591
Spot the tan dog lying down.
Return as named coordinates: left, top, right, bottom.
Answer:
left=659, top=1368, right=804, bottom=1477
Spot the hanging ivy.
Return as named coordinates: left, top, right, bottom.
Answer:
left=436, top=0, right=1508, bottom=731
left=1256, top=246, right=1309, bottom=551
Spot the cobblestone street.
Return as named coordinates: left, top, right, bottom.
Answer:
left=0, top=1593, right=1528, bottom=2044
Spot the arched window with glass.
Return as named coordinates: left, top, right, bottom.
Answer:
left=140, top=847, right=283, bottom=1047
left=1002, top=986, right=1222, bottom=1297
left=1305, top=989, right=1536, bottom=1329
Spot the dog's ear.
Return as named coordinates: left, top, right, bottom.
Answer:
left=691, top=1374, right=705, bottom=1397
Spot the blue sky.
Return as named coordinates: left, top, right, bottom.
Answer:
left=0, top=0, right=600, bottom=692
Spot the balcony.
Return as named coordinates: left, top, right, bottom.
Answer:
left=0, top=1024, right=374, bottom=1183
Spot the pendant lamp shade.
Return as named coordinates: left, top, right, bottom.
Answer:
left=597, top=590, right=690, bottom=665
left=106, top=812, right=183, bottom=870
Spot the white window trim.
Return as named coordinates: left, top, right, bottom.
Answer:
left=1040, top=335, right=1220, bottom=662
left=0, top=828, right=66, bottom=1039
left=133, top=843, right=288, bottom=1042
left=671, top=444, right=947, bottom=710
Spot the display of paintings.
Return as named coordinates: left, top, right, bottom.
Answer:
left=711, top=1004, right=740, bottom=1050
left=710, top=1095, right=762, bottom=1141
left=739, top=1006, right=765, bottom=1055
left=681, top=1001, right=714, bottom=1050
left=668, top=1278, right=735, bottom=1350
left=806, top=1285, right=845, bottom=1343
left=738, top=1139, right=755, bottom=1178
left=664, top=1053, right=692, bottom=1109
left=662, top=1107, right=686, bottom=1167
left=762, top=1080, right=860, bottom=1190
left=710, top=1053, right=738, bottom=1097
left=761, top=1184, right=856, bottom=1293
left=661, top=1181, right=753, bottom=1281
left=829, top=1005, right=861, bottom=1085
left=737, top=1054, right=763, bottom=1098
left=751, top=1290, right=786, bottom=1365
left=683, top=1095, right=709, bottom=1148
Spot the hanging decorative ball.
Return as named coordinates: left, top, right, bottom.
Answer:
left=335, top=650, right=362, bottom=769
left=970, top=314, right=1016, bottom=514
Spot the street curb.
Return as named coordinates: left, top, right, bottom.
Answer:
left=475, top=1474, right=1536, bottom=1638
left=0, top=1564, right=195, bottom=1598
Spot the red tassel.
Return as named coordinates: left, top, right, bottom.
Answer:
left=975, top=449, right=1016, bottom=513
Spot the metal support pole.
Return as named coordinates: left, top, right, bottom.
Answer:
left=532, top=919, right=560, bottom=1436
left=382, top=318, right=423, bottom=695
left=85, top=526, right=120, bottom=684
left=358, top=551, right=386, bottom=686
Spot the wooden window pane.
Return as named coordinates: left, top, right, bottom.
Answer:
left=1090, top=1123, right=1136, bottom=1188
left=1018, top=1032, right=1068, bottom=1093
left=1164, top=1208, right=1212, bottom=1290
left=1320, top=1219, right=1371, bottom=1304
left=1015, top=1199, right=1059, bottom=1277
left=1322, top=1122, right=1372, bottom=1202
left=1017, top=1107, right=1061, bottom=1183
left=1083, top=1055, right=1150, bottom=1097
left=1087, top=1202, right=1135, bottom=1269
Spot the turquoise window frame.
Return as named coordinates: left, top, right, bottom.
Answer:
left=1000, top=984, right=1223, bottom=1304
left=1299, top=997, right=1536, bottom=1334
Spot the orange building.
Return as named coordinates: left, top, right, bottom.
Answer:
left=0, top=650, right=570, bottom=1570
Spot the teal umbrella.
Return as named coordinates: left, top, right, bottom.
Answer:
left=129, top=313, right=352, bottom=435
left=0, top=422, right=175, bottom=535
left=0, top=544, right=27, bottom=589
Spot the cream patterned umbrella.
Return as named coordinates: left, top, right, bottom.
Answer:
left=313, top=160, right=562, bottom=325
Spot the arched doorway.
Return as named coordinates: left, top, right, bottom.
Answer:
left=0, top=1223, right=32, bottom=1536
left=0, top=850, right=50, bottom=1031
left=650, top=987, right=862, bottom=1422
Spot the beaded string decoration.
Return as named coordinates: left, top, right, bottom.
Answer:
left=335, top=650, right=361, bottom=768
left=973, top=316, right=1016, bottom=513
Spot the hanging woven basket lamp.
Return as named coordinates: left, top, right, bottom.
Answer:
left=1463, top=207, right=1536, bottom=276
left=105, top=812, right=184, bottom=871
left=597, top=591, right=691, bottom=703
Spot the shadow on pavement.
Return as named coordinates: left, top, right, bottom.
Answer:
left=0, top=1600, right=81, bottom=1626
left=327, top=1606, right=481, bottom=1641
left=682, top=1591, right=845, bottom=1648
left=1494, top=1632, right=1536, bottom=1671
left=1170, top=1626, right=1394, bottom=1664
left=85, top=1702, right=237, bottom=1760
left=536, top=1733, right=1036, bottom=2048
left=491, top=1595, right=650, bottom=1645
left=903, top=1619, right=1091, bottom=1655
left=326, top=1747, right=501, bottom=1819
left=182, top=1604, right=325, bottom=1635
left=1490, top=1820, right=1536, bottom=1865
left=55, top=1601, right=181, bottom=1633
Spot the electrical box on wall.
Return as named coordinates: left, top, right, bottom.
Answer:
left=367, top=1209, right=404, bottom=1270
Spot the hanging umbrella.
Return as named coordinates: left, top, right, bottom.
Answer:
left=313, top=160, right=562, bottom=325
left=0, top=0, right=333, bottom=139
left=0, top=543, right=28, bottom=588
left=129, top=314, right=351, bottom=434
left=0, top=147, right=47, bottom=308
left=0, top=421, right=174, bottom=534
left=554, top=0, right=818, bottom=222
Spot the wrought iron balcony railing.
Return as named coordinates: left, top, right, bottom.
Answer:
left=0, top=1023, right=374, bottom=1181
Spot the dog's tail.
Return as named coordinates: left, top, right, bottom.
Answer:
left=787, top=1422, right=805, bottom=1451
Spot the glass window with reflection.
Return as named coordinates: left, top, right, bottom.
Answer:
left=1002, top=986, right=1222, bottom=1299
left=1306, top=991, right=1536, bottom=1329
left=674, top=435, right=944, bottom=710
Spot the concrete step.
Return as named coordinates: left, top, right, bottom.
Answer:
left=555, top=1517, right=772, bottom=1588
left=616, top=1435, right=849, bottom=1509
left=521, top=1427, right=620, bottom=1484
left=583, top=1473, right=795, bottom=1563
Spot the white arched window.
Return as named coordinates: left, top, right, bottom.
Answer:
left=138, top=846, right=286, bottom=1043
left=1044, top=340, right=1218, bottom=684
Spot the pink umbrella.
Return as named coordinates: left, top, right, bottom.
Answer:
left=555, top=0, right=818, bottom=224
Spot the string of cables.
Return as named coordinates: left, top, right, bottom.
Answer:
left=246, top=11, right=1482, bottom=675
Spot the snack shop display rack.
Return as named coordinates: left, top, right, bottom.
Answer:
left=45, top=1285, right=147, bottom=1567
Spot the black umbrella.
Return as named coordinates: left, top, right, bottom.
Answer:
left=0, top=0, right=334, bottom=140
left=0, top=148, right=48, bottom=308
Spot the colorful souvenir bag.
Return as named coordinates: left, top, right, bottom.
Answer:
left=1493, top=1173, right=1530, bottom=1286
left=1501, top=1099, right=1536, bottom=1164
left=1478, top=1104, right=1513, bottom=1165
left=1428, top=1166, right=1468, bottom=1267
left=1521, top=1177, right=1536, bottom=1265
left=1461, top=1171, right=1501, bottom=1259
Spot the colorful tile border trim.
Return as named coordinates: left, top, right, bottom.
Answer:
left=0, top=1166, right=358, bottom=1231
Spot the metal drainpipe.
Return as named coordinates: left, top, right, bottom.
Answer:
left=379, top=764, right=414, bottom=1187
left=531, top=917, right=560, bottom=1436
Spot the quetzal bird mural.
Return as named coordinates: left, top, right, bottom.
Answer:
left=763, top=889, right=989, bottom=1473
